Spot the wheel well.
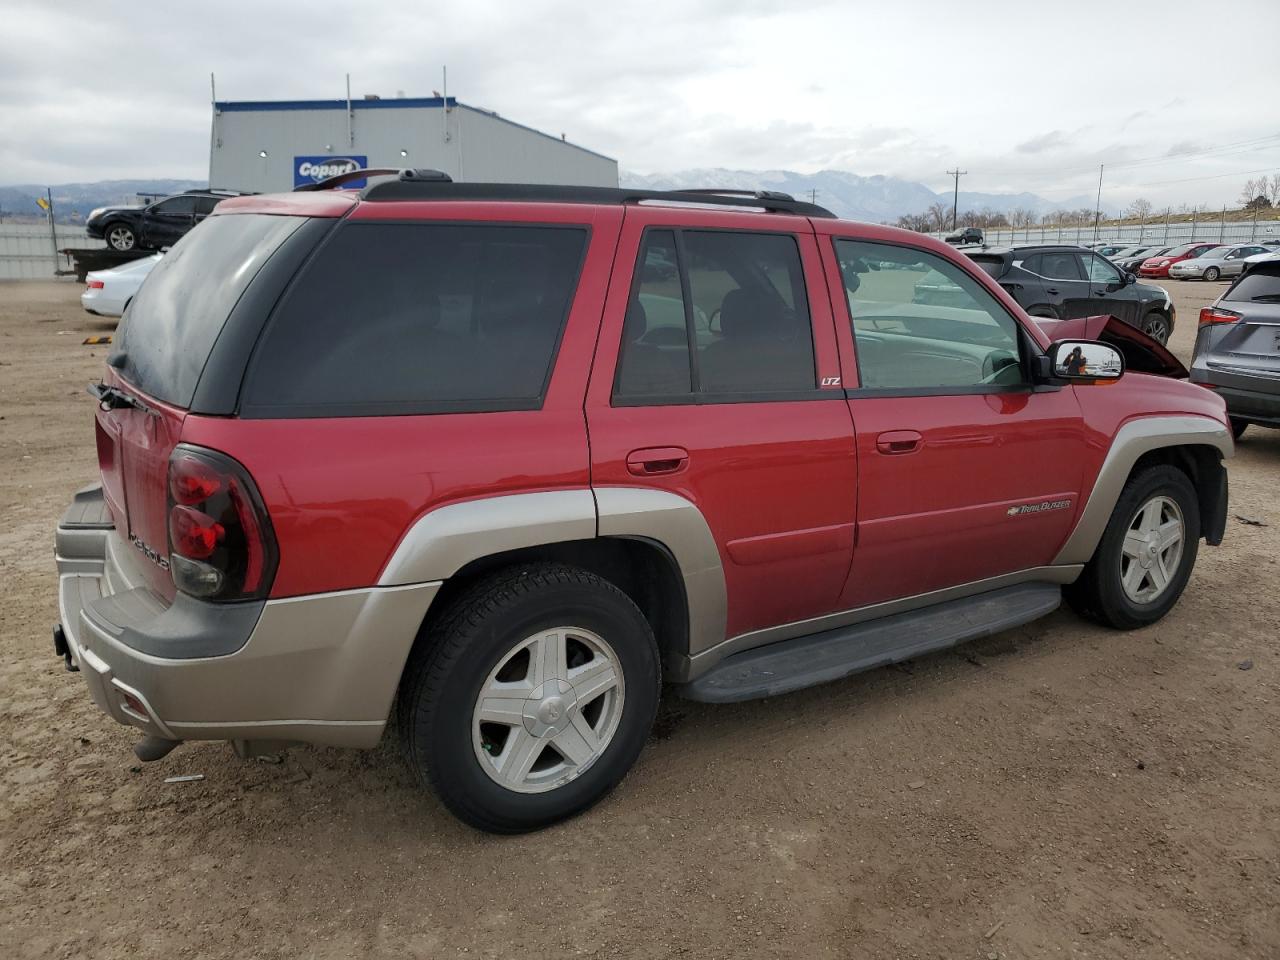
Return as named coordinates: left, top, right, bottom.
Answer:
left=1130, top=443, right=1227, bottom=544
left=424, top=537, right=690, bottom=675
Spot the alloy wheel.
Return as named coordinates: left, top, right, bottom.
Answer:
left=1142, top=315, right=1170, bottom=343
left=472, top=626, right=625, bottom=794
left=1119, top=495, right=1185, bottom=604
left=107, top=225, right=135, bottom=251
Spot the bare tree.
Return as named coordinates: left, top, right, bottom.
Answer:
left=895, top=212, right=932, bottom=232
left=1269, top=174, right=1280, bottom=204
left=926, top=201, right=952, bottom=232
left=1239, top=177, right=1265, bottom=208
left=1008, top=207, right=1038, bottom=228
left=1125, top=198, right=1153, bottom=220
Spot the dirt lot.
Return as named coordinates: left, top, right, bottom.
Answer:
left=1, top=279, right=1277, bottom=959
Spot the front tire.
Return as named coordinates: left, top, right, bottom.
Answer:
left=105, top=223, right=136, bottom=251
left=1141, top=311, right=1171, bottom=344
left=1065, top=465, right=1200, bottom=629
left=1203, top=266, right=1220, bottom=281
left=399, top=563, right=660, bottom=833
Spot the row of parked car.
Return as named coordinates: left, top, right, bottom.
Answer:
left=1088, top=239, right=1280, bottom=280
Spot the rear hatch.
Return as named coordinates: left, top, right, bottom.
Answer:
left=1203, top=264, right=1280, bottom=380
left=95, top=212, right=308, bottom=598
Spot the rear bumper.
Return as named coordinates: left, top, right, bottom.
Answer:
left=55, top=484, right=440, bottom=749
left=1189, top=369, right=1280, bottom=425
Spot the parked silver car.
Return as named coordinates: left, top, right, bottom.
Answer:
left=1169, top=243, right=1273, bottom=281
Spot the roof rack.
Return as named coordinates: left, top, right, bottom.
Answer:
left=307, top=169, right=836, bottom=217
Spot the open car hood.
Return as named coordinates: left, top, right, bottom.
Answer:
left=1032, top=314, right=1188, bottom=378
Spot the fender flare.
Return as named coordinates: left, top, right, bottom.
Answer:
left=1053, top=415, right=1233, bottom=566
left=377, top=487, right=728, bottom=661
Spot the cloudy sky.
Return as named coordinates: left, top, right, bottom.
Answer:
left=2, top=0, right=1277, bottom=207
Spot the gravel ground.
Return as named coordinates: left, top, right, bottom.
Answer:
left=1, top=279, right=1277, bottom=959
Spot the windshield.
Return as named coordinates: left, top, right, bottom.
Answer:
left=114, top=214, right=304, bottom=407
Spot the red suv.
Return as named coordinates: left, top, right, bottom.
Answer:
left=56, top=173, right=1233, bottom=832
left=1139, top=241, right=1223, bottom=278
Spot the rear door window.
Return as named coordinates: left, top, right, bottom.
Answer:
left=612, top=229, right=816, bottom=401
left=1038, top=252, right=1084, bottom=281
left=242, top=222, right=588, bottom=417
left=114, top=213, right=305, bottom=407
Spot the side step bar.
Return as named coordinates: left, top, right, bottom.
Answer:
left=679, top=582, right=1062, bottom=703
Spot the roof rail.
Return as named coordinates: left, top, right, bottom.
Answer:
left=359, top=176, right=837, bottom=217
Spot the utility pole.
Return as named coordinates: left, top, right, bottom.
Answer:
left=947, top=168, right=966, bottom=230
left=808, top=188, right=818, bottom=205
left=1092, top=163, right=1104, bottom=242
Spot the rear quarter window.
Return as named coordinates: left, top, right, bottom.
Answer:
left=967, top=255, right=1006, bottom=279
left=240, top=222, right=588, bottom=417
left=114, top=214, right=305, bottom=407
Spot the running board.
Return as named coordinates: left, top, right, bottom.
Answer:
left=678, top=582, right=1062, bottom=703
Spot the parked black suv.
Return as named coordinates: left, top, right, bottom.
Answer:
left=86, top=189, right=251, bottom=252
left=963, top=245, right=1176, bottom=343
left=945, top=226, right=984, bottom=245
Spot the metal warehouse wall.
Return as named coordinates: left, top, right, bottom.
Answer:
left=209, top=98, right=617, bottom=194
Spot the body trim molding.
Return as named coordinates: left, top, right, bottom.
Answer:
left=378, top=490, right=597, bottom=586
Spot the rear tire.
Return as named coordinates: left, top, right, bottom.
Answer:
left=1065, top=465, right=1200, bottom=629
left=1230, top=418, right=1248, bottom=440
left=399, top=563, right=660, bottom=833
left=1141, top=311, right=1171, bottom=344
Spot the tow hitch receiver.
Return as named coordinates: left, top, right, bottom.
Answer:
left=53, top=624, right=78, bottom=672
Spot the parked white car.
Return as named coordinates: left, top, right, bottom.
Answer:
left=80, top=254, right=161, bottom=317
left=1241, top=248, right=1280, bottom=272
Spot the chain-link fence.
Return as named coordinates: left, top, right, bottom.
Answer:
left=931, top=215, right=1280, bottom=249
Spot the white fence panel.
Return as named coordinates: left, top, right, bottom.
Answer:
left=0, top=223, right=102, bottom=280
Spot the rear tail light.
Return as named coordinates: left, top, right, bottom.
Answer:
left=166, top=445, right=277, bottom=601
left=1199, top=306, right=1241, bottom=326
left=86, top=279, right=105, bottom=289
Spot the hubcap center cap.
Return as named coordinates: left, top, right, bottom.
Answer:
left=523, top=679, right=577, bottom=738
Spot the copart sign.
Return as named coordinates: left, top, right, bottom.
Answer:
left=293, top=156, right=368, bottom=189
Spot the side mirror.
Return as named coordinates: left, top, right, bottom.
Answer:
left=1124, top=272, right=1137, bottom=285
left=1047, top=340, right=1124, bottom=382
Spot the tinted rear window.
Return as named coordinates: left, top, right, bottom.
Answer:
left=115, top=214, right=304, bottom=406
left=1223, top=266, right=1280, bottom=303
left=241, top=222, right=588, bottom=417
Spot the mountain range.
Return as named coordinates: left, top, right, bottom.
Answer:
left=0, top=171, right=1104, bottom=225
left=621, top=168, right=1104, bottom=223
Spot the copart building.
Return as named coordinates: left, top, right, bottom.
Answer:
left=209, top=94, right=617, bottom=193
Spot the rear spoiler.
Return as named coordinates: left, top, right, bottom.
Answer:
left=294, top=168, right=452, bottom=192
